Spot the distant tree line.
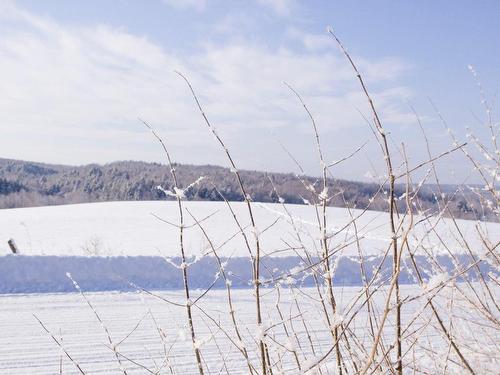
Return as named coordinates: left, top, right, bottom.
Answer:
left=0, top=158, right=494, bottom=221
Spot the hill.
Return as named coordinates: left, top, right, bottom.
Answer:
left=0, top=158, right=494, bottom=220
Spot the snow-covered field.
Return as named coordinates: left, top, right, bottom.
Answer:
left=1, top=201, right=496, bottom=294
left=1, top=201, right=497, bottom=257
left=1, top=285, right=497, bottom=374
left=0, top=201, right=498, bottom=373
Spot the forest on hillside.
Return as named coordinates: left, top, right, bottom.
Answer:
left=0, top=158, right=493, bottom=221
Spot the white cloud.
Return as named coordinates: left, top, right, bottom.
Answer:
left=212, top=12, right=259, bottom=37
left=287, top=27, right=332, bottom=51
left=161, top=0, right=207, bottom=12
left=256, top=0, right=295, bottom=16
left=0, top=2, right=413, bottom=176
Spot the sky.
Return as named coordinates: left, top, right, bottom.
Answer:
left=0, top=0, right=498, bottom=183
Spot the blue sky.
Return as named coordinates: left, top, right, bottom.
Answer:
left=0, top=0, right=498, bottom=183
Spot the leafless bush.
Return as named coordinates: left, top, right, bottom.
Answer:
left=37, top=29, right=499, bottom=375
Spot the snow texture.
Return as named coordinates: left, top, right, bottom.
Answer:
left=0, top=201, right=496, bottom=257
left=0, top=254, right=494, bottom=294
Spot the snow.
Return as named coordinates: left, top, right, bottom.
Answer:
left=0, top=202, right=498, bottom=373
left=0, top=285, right=497, bottom=374
left=424, top=272, right=449, bottom=290
left=0, top=200, right=496, bottom=258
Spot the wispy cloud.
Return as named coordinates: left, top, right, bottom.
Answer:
left=256, top=0, right=295, bottom=16
left=161, top=0, right=207, bottom=12
left=287, top=27, right=332, bottom=51
left=0, top=2, right=413, bottom=175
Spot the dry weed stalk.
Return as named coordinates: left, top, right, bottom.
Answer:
left=176, top=71, right=270, bottom=374
left=36, top=28, right=499, bottom=375
left=141, top=119, right=205, bottom=375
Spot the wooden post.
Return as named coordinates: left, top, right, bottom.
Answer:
left=8, top=239, right=18, bottom=254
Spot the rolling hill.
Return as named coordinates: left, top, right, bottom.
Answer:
left=0, top=158, right=494, bottom=221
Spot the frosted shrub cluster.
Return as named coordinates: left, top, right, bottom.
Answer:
left=35, top=30, right=499, bottom=375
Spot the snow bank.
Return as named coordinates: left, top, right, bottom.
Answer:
left=0, top=254, right=494, bottom=293
left=0, top=201, right=497, bottom=293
